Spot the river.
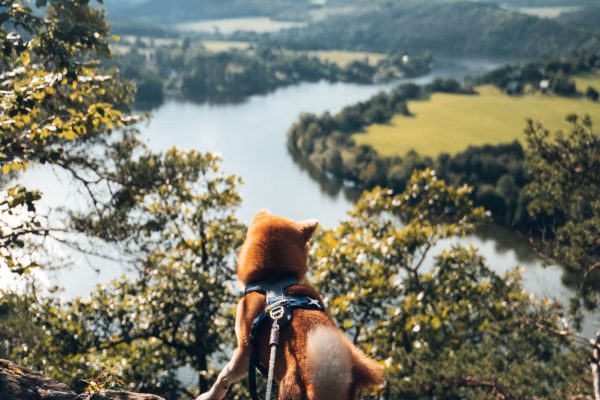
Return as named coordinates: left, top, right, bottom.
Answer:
left=13, top=56, right=597, bottom=335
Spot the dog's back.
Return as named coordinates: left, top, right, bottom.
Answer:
left=249, top=283, right=384, bottom=400
left=237, top=211, right=384, bottom=399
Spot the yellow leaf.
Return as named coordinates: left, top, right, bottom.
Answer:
left=21, top=52, right=30, bottom=66
left=62, top=130, right=77, bottom=140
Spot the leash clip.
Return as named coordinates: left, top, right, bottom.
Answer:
left=266, top=298, right=288, bottom=321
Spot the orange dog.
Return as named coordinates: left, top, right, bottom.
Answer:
left=197, top=210, right=384, bottom=400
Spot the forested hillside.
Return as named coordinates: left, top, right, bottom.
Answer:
left=480, top=0, right=596, bottom=5
left=559, top=4, right=600, bottom=33
left=104, top=0, right=360, bottom=23
left=266, top=1, right=599, bottom=57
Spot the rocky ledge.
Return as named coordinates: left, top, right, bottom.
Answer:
left=0, top=359, right=164, bottom=400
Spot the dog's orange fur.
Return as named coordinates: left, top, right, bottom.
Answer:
left=197, top=210, right=385, bottom=400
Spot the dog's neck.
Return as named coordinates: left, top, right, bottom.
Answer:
left=243, top=276, right=299, bottom=297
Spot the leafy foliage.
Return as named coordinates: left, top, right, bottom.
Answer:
left=1, top=145, right=246, bottom=398
left=311, top=170, right=591, bottom=399
left=0, top=0, right=141, bottom=274
left=0, top=0, right=136, bottom=174
left=0, top=185, right=43, bottom=274
left=525, top=114, right=600, bottom=317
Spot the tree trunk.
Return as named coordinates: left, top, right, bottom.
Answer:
left=592, top=331, right=600, bottom=400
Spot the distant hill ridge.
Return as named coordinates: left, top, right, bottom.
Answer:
left=265, top=0, right=600, bottom=58
left=559, top=4, right=600, bottom=34
left=103, top=0, right=324, bottom=23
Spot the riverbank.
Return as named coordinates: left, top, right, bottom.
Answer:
left=109, top=40, right=432, bottom=108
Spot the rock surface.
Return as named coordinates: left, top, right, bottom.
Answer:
left=0, top=359, right=165, bottom=400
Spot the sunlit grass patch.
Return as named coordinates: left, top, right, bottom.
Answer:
left=109, top=44, right=155, bottom=57
left=574, top=70, right=600, bottom=93
left=354, top=84, right=600, bottom=157
left=513, top=6, right=582, bottom=18
left=176, top=17, right=304, bottom=34
left=302, top=50, right=385, bottom=67
left=202, top=41, right=252, bottom=52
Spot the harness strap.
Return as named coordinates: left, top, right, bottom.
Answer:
left=249, top=348, right=260, bottom=400
left=245, top=279, right=324, bottom=400
left=244, top=277, right=299, bottom=297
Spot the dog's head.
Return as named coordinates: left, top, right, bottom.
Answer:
left=236, top=209, right=319, bottom=285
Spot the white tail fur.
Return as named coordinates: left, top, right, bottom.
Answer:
left=307, top=326, right=353, bottom=400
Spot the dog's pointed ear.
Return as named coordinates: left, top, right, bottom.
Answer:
left=295, top=219, right=319, bottom=241
left=253, top=209, right=272, bottom=221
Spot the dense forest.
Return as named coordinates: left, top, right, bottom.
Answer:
left=1, top=1, right=599, bottom=400
left=261, top=1, right=600, bottom=58
left=104, top=0, right=599, bottom=24
left=104, top=0, right=359, bottom=23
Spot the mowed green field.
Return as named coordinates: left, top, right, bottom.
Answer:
left=354, top=84, right=600, bottom=157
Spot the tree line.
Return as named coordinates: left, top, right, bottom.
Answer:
left=478, top=51, right=600, bottom=98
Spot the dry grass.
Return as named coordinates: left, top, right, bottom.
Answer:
left=302, top=50, right=385, bottom=67
left=202, top=41, right=252, bottom=52
left=355, top=84, right=600, bottom=157
left=574, top=70, right=600, bottom=93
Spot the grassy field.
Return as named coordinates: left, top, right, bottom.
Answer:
left=302, top=50, right=385, bottom=67
left=202, top=40, right=251, bottom=52
left=110, top=44, right=155, bottom=57
left=574, top=70, right=600, bottom=93
left=111, top=37, right=252, bottom=55
left=354, top=84, right=600, bottom=157
left=513, top=6, right=582, bottom=18
left=176, top=17, right=304, bottom=34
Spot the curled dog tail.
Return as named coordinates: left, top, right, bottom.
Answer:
left=307, top=326, right=353, bottom=399
left=307, top=326, right=385, bottom=399
left=349, top=342, right=386, bottom=391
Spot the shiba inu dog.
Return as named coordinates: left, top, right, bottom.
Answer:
left=197, top=210, right=384, bottom=400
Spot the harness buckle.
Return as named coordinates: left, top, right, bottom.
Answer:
left=266, top=298, right=288, bottom=320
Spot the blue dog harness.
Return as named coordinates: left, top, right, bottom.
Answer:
left=244, top=277, right=325, bottom=400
